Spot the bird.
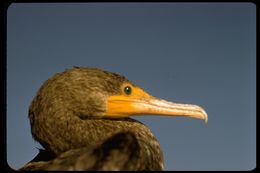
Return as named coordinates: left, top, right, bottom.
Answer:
left=20, top=67, right=208, bottom=171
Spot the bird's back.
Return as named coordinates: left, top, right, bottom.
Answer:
left=20, top=130, right=163, bottom=171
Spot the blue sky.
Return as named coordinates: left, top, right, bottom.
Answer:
left=7, top=3, right=256, bottom=170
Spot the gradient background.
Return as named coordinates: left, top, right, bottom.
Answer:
left=7, top=3, right=256, bottom=171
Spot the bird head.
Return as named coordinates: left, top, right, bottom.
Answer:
left=38, top=67, right=207, bottom=123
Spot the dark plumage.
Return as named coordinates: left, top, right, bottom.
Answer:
left=20, top=67, right=207, bottom=171
left=20, top=132, right=141, bottom=171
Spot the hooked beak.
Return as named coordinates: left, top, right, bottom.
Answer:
left=106, top=86, right=208, bottom=123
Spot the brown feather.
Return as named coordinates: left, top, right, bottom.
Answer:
left=23, top=67, right=164, bottom=170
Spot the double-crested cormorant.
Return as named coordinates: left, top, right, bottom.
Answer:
left=20, top=67, right=207, bottom=171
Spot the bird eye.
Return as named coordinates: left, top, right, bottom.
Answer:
left=124, top=86, right=132, bottom=95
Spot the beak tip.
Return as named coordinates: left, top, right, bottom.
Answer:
left=202, top=109, right=208, bottom=124
left=205, top=117, right=208, bottom=124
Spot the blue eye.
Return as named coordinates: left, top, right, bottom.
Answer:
left=124, top=86, right=132, bottom=95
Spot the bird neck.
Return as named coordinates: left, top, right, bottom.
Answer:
left=31, top=111, right=164, bottom=170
